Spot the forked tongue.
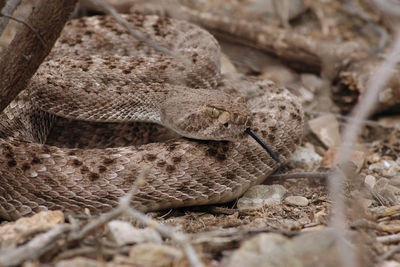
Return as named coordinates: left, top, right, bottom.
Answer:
left=245, top=128, right=280, bottom=163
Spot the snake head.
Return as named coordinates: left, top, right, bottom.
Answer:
left=161, top=88, right=252, bottom=141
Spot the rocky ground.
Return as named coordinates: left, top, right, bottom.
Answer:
left=1, top=0, right=400, bottom=266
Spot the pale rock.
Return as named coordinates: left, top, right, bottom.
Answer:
left=260, top=63, right=297, bottom=85
left=300, top=73, right=328, bottom=93
left=228, top=228, right=369, bottom=267
left=378, top=115, right=400, bottom=128
left=368, top=153, right=381, bottom=163
left=220, top=52, right=237, bottom=74
left=364, top=175, right=376, bottom=188
left=55, top=257, right=99, bottom=267
left=229, top=233, right=300, bottom=267
left=308, top=114, right=341, bottom=148
left=284, top=196, right=309, bottom=207
left=381, top=260, right=400, bottom=267
left=129, top=243, right=188, bottom=267
left=389, top=176, right=400, bottom=186
left=0, top=211, right=64, bottom=245
left=297, top=86, right=315, bottom=103
left=314, top=96, right=337, bottom=113
left=108, top=220, right=162, bottom=246
left=322, top=146, right=365, bottom=172
left=288, top=142, right=322, bottom=170
left=237, top=185, right=287, bottom=211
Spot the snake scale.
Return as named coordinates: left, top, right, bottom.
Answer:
left=0, top=14, right=303, bottom=220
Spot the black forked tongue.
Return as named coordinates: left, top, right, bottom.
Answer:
left=245, top=128, right=280, bottom=163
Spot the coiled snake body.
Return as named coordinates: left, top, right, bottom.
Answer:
left=0, top=14, right=303, bottom=220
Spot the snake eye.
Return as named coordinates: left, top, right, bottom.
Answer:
left=206, top=106, right=220, bottom=118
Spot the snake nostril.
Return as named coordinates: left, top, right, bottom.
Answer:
left=223, top=123, right=229, bottom=127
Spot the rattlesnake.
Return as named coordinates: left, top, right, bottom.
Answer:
left=0, top=14, right=303, bottom=220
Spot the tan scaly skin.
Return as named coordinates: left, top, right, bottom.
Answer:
left=0, top=14, right=303, bottom=220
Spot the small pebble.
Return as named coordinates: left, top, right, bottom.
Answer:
left=308, top=114, right=341, bottom=148
left=108, top=220, right=162, bottom=246
left=237, top=185, right=288, bottom=211
left=322, top=147, right=365, bottom=173
left=129, top=243, right=188, bottom=267
left=228, top=228, right=369, bottom=267
left=289, top=142, right=322, bottom=170
left=364, top=175, right=376, bottom=188
left=0, top=211, right=64, bottom=245
left=56, top=257, right=98, bottom=267
left=284, top=196, right=309, bottom=207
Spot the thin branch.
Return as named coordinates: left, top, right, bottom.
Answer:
left=152, top=3, right=366, bottom=75
left=0, top=0, right=22, bottom=36
left=378, top=245, right=400, bottom=261
left=0, top=224, right=72, bottom=266
left=0, top=13, right=46, bottom=47
left=373, top=204, right=400, bottom=219
left=269, top=171, right=328, bottom=180
left=125, top=207, right=203, bottom=267
left=376, top=233, right=400, bottom=244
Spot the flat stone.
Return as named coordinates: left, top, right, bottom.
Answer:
left=56, top=257, right=99, bottom=267
left=301, top=73, right=328, bottom=93
left=364, top=175, right=376, bottom=188
left=288, top=142, right=322, bottom=170
left=284, top=196, right=309, bottom=207
left=0, top=211, right=64, bottom=245
left=378, top=115, right=400, bottom=128
left=228, top=228, right=371, bottom=267
left=108, top=220, right=162, bottom=246
left=322, top=146, right=365, bottom=172
left=229, top=233, right=300, bottom=267
left=237, top=185, right=288, bottom=211
left=308, top=114, right=341, bottom=148
left=260, top=63, right=297, bottom=85
left=381, top=260, right=400, bottom=267
left=220, top=52, right=237, bottom=74
left=129, top=243, right=188, bottom=267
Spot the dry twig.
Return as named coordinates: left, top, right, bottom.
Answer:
left=0, top=0, right=21, bottom=35
left=0, top=224, right=72, bottom=266
left=0, top=13, right=46, bottom=46
left=373, top=204, right=400, bottom=219
left=269, top=171, right=328, bottom=180
left=376, top=233, right=400, bottom=244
